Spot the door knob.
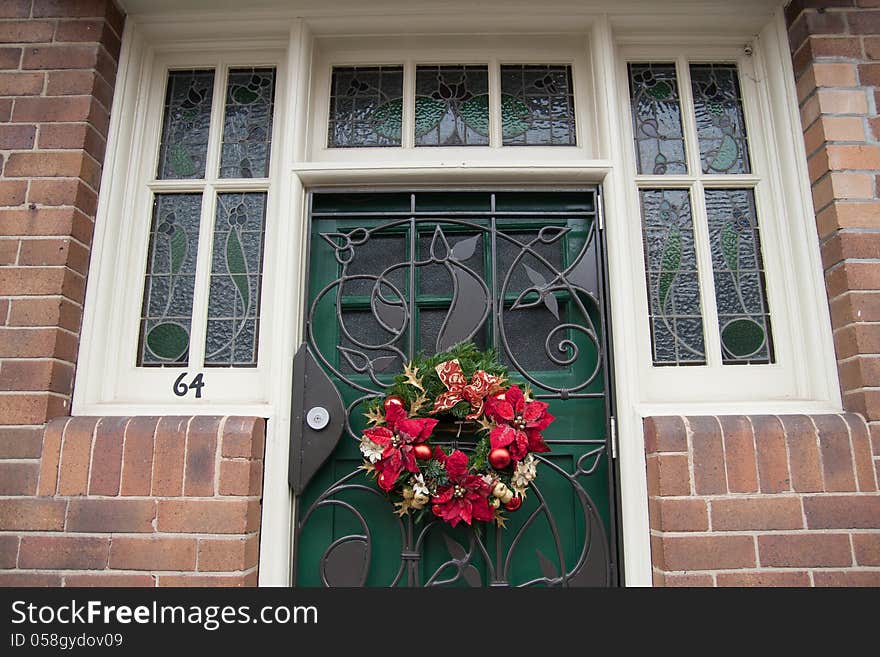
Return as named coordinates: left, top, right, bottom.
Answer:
left=306, top=406, right=330, bottom=430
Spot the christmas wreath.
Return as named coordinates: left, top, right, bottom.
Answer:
left=358, top=342, right=554, bottom=528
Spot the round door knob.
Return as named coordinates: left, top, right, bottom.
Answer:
left=306, top=406, right=330, bottom=430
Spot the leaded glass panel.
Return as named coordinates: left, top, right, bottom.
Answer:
left=499, top=65, right=576, bottom=146
left=204, top=193, right=268, bottom=367
left=220, top=67, right=276, bottom=178
left=328, top=66, right=404, bottom=148
left=156, top=70, right=215, bottom=180
left=414, top=65, right=490, bottom=146
left=138, top=194, right=203, bottom=366
left=627, top=63, right=686, bottom=175
left=690, top=64, right=751, bottom=174
left=705, top=189, right=773, bottom=364
left=639, top=189, right=706, bottom=365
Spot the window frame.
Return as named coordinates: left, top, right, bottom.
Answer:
left=613, top=42, right=841, bottom=408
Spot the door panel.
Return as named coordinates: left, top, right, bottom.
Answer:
left=292, top=190, right=618, bottom=587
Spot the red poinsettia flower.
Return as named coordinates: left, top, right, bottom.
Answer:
left=366, top=402, right=438, bottom=492
left=431, top=450, right=494, bottom=527
left=485, top=385, right=553, bottom=462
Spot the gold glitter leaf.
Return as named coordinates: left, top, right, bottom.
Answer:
left=364, top=405, right=385, bottom=426
left=403, top=361, right=425, bottom=392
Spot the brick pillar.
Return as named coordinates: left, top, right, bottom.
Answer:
left=0, top=0, right=123, bottom=443
left=787, top=1, right=880, bottom=475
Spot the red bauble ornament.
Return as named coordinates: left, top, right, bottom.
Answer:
left=413, top=444, right=432, bottom=461
left=383, top=395, right=405, bottom=414
left=378, top=471, right=394, bottom=489
left=488, top=447, right=511, bottom=469
left=504, top=496, right=522, bottom=511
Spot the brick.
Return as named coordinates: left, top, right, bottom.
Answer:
left=185, top=416, right=219, bottom=496
left=0, top=48, right=22, bottom=68
left=64, top=574, right=156, bottom=587
left=0, top=180, right=27, bottom=206
left=38, top=417, right=66, bottom=495
left=804, top=494, right=880, bottom=528
left=0, top=359, right=74, bottom=394
left=109, top=537, right=196, bottom=571
left=834, top=324, right=880, bottom=360
left=645, top=454, right=690, bottom=497
left=0, top=125, right=37, bottom=153
left=9, top=297, right=81, bottom=333
left=826, top=261, right=880, bottom=299
left=121, top=416, right=157, bottom=496
left=56, top=20, right=106, bottom=44
left=157, top=499, right=260, bottom=534
left=720, top=416, right=758, bottom=493
left=813, top=171, right=872, bottom=214
left=711, top=497, right=804, bottom=531
left=22, top=44, right=99, bottom=70
left=758, top=533, right=852, bottom=567
left=648, top=498, right=708, bottom=532
left=19, top=535, right=109, bottom=570
left=817, top=202, right=880, bottom=236
left=219, top=459, right=263, bottom=496
left=0, top=461, right=39, bottom=494
left=29, top=179, right=99, bottom=215
left=788, top=6, right=850, bottom=50
left=816, top=88, right=867, bottom=116
left=0, top=573, right=63, bottom=587
left=643, top=416, right=687, bottom=453
left=848, top=9, right=880, bottom=33
left=812, top=571, right=880, bottom=586
left=0, top=99, right=11, bottom=121
left=844, top=389, right=880, bottom=421
left=197, top=536, right=259, bottom=572
left=221, top=417, right=265, bottom=458
left=3, top=150, right=88, bottom=179
left=151, top=416, right=188, bottom=497
left=0, top=239, right=17, bottom=263
left=0, top=0, right=30, bottom=19
left=0, top=535, right=19, bottom=569
left=0, top=207, right=95, bottom=245
left=0, top=392, right=67, bottom=424
left=38, top=123, right=106, bottom=162
left=782, top=415, right=824, bottom=493
left=19, top=238, right=90, bottom=275
left=716, top=571, right=811, bottom=587
left=88, top=415, right=126, bottom=495
left=821, top=230, right=880, bottom=269
left=0, top=327, right=70, bottom=359
left=0, top=426, right=44, bottom=458
left=688, top=416, right=726, bottom=494
left=157, top=573, right=258, bottom=587
left=752, top=415, right=791, bottom=493
left=57, top=416, right=98, bottom=496
left=793, top=37, right=862, bottom=76
left=0, top=21, right=55, bottom=44
left=657, top=573, right=714, bottom=587
left=0, top=72, right=44, bottom=96
left=658, top=535, right=756, bottom=571
left=0, top=498, right=66, bottom=531
left=814, top=415, right=857, bottom=491
left=843, top=414, right=878, bottom=491
left=853, top=533, right=880, bottom=566
left=67, top=499, right=156, bottom=533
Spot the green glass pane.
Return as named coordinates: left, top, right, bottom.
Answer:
left=156, top=70, right=215, bottom=180
left=691, top=64, right=751, bottom=174
left=138, top=194, right=202, bottom=366
left=706, top=188, right=773, bottom=364
left=204, top=192, right=268, bottom=367
left=639, top=189, right=706, bottom=365
left=414, top=65, right=489, bottom=146
left=220, top=67, right=276, bottom=178
left=328, top=66, right=403, bottom=147
left=628, top=63, right=687, bottom=175
left=500, top=65, right=576, bottom=146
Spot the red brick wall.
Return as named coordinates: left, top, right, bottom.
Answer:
left=0, top=415, right=264, bottom=586
left=646, top=414, right=880, bottom=586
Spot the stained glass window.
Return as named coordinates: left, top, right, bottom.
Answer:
left=500, top=65, right=576, bottom=146
left=415, top=65, right=489, bottom=146
left=628, top=63, right=687, bottom=175
left=157, top=69, right=215, bottom=180
left=691, top=64, right=751, bottom=174
left=220, top=68, right=276, bottom=178
left=138, top=194, right=203, bottom=366
left=328, top=66, right=404, bottom=147
left=639, top=189, right=706, bottom=365
left=705, top=189, right=773, bottom=364
left=205, top=192, right=268, bottom=367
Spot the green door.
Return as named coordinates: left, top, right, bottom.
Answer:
left=291, top=190, right=619, bottom=587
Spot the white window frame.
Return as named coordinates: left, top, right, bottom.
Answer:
left=75, top=2, right=838, bottom=589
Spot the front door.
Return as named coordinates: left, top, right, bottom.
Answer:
left=290, top=189, right=619, bottom=586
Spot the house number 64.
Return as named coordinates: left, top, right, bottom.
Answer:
left=173, top=372, right=205, bottom=399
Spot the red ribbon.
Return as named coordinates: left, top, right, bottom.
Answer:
left=431, top=359, right=505, bottom=420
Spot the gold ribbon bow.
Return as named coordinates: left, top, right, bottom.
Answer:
left=431, top=359, right=505, bottom=420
